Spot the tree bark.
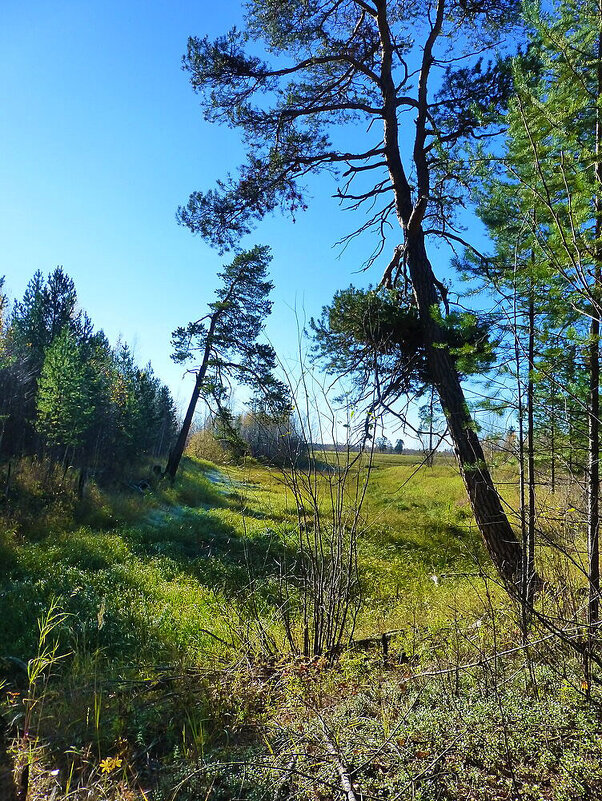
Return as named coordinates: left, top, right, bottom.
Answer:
left=585, top=271, right=599, bottom=697
left=526, top=290, right=536, bottom=603
left=406, top=232, right=524, bottom=590
left=374, top=0, right=530, bottom=593
left=588, top=1, right=602, bottom=643
left=164, top=314, right=218, bottom=482
left=164, top=371, right=204, bottom=482
left=587, top=310, right=600, bottom=626
left=514, top=274, right=528, bottom=611
left=550, top=404, right=556, bottom=493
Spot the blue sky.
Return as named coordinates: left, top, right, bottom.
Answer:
left=1, top=0, right=384, bottom=408
left=1, top=0, right=482, bottom=440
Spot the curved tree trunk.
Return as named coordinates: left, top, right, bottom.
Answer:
left=164, top=370, right=205, bottom=482
left=374, top=0, right=530, bottom=594
left=406, top=232, right=524, bottom=591
left=164, top=313, right=219, bottom=482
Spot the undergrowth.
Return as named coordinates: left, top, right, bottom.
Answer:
left=0, top=453, right=600, bottom=800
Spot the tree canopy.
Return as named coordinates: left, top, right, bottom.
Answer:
left=178, top=0, right=532, bottom=589
left=0, top=268, right=177, bottom=472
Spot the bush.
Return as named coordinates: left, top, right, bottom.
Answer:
left=186, top=429, right=231, bottom=464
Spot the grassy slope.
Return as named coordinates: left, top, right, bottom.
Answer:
left=0, top=453, right=500, bottom=662
left=359, top=453, right=488, bottom=628
left=1, top=454, right=600, bottom=800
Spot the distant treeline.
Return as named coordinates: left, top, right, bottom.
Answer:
left=315, top=443, right=449, bottom=455
left=0, top=268, right=177, bottom=473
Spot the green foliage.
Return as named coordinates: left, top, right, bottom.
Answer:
left=212, top=408, right=249, bottom=459
left=434, top=307, right=498, bottom=374
left=263, top=664, right=602, bottom=800
left=36, top=328, right=94, bottom=450
left=478, top=0, right=601, bottom=282
left=1, top=267, right=177, bottom=470
left=177, top=0, right=524, bottom=251
left=313, top=286, right=424, bottom=365
left=167, top=246, right=289, bottom=479
left=171, top=247, right=288, bottom=413
left=11, top=268, right=84, bottom=372
left=311, top=286, right=497, bottom=402
left=2, top=453, right=601, bottom=799
left=467, top=0, right=602, bottom=471
left=172, top=247, right=272, bottom=365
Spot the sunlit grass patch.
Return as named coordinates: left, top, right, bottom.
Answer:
left=351, top=456, right=492, bottom=634
left=4, top=449, right=567, bottom=800
left=158, top=457, right=225, bottom=509
left=0, top=456, right=301, bottom=668
left=0, top=451, right=504, bottom=667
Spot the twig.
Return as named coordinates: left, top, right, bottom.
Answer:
left=319, top=719, right=358, bottom=801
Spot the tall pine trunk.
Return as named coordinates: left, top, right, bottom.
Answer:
left=587, top=5, right=602, bottom=655
left=164, top=313, right=219, bottom=482
left=515, top=276, right=537, bottom=611
left=526, top=289, right=536, bottom=603
left=587, top=307, right=600, bottom=642
left=406, top=233, right=524, bottom=589
left=376, top=0, right=530, bottom=593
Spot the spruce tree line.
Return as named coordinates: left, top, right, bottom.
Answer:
left=465, top=0, right=602, bottom=665
left=0, top=268, right=177, bottom=476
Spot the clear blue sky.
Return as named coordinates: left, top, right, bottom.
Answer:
left=1, top=0, right=478, bottom=440
left=1, top=0, right=385, bottom=409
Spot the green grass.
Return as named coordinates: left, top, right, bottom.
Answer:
left=1, top=451, right=599, bottom=800
left=0, top=450, right=507, bottom=678
left=0, top=457, right=298, bottom=664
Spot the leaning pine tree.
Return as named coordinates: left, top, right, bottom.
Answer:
left=176, top=0, right=533, bottom=591
left=165, top=246, right=287, bottom=481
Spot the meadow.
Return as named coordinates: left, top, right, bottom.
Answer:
left=0, top=452, right=600, bottom=800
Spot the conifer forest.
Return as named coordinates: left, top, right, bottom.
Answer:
left=4, top=0, right=602, bottom=798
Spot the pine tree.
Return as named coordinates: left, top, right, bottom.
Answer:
left=36, top=328, right=94, bottom=457
left=476, top=0, right=602, bottom=615
left=165, top=246, right=287, bottom=480
left=178, top=0, right=533, bottom=590
left=12, top=267, right=85, bottom=372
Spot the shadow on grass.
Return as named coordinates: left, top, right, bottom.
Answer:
left=161, top=458, right=230, bottom=509
left=0, top=457, right=340, bottom=667
left=131, top=506, right=301, bottom=603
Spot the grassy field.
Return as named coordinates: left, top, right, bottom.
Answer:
left=0, top=452, right=600, bottom=800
